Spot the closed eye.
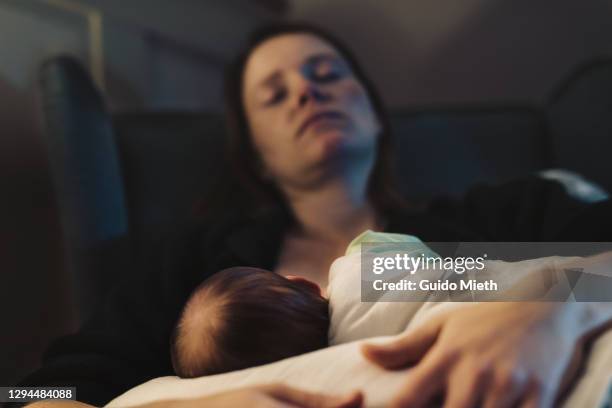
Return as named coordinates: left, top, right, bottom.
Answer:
left=265, top=88, right=286, bottom=106
left=313, top=70, right=341, bottom=82
left=307, top=57, right=349, bottom=83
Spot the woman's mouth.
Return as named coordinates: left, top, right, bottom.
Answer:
left=297, top=111, right=347, bottom=137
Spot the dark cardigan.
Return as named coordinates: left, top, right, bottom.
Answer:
left=14, top=175, right=612, bottom=406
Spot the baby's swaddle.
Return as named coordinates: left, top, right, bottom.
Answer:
left=327, top=230, right=445, bottom=345
left=327, top=229, right=582, bottom=345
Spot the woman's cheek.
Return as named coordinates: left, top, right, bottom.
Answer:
left=251, top=123, right=300, bottom=171
left=342, top=82, right=379, bottom=136
left=251, top=116, right=281, bottom=150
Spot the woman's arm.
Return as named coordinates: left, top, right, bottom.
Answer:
left=362, top=251, right=612, bottom=407
left=428, top=175, right=612, bottom=241
left=556, top=250, right=612, bottom=341
left=26, top=402, right=92, bottom=408
left=25, top=384, right=363, bottom=408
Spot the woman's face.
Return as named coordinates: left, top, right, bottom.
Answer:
left=242, top=33, right=381, bottom=190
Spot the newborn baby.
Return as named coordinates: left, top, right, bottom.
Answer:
left=170, top=233, right=435, bottom=378
left=171, top=232, right=573, bottom=378
left=170, top=266, right=329, bottom=378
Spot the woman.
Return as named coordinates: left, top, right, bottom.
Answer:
left=22, top=22, right=612, bottom=408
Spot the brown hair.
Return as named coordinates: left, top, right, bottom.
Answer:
left=170, top=267, right=329, bottom=378
left=198, top=21, right=409, bottom=220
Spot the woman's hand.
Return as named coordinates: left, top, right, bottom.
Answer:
left=138, top=383, right=363, bottom=408
left=361, top=302, right=585, bottom=408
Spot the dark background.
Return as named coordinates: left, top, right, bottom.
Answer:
left=2, top=0, right=612, bottom=387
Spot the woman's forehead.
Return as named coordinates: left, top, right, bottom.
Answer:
left=243, top=33, right=341, bottom=90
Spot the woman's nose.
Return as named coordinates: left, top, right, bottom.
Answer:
left=295, top=79, right=330, bottom=108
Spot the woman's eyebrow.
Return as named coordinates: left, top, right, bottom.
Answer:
left=303, top=52, right=340, bottom=66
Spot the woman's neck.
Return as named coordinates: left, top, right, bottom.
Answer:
left=283, top=178, right=383, bottom=245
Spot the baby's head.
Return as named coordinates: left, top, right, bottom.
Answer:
left=170, top=267, right=329, bottom=378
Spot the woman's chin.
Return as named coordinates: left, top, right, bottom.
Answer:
left=318, top=130, right=374, bottom=160
left=304, top=129, right=373, bottom=168
left=317, top=130, right=346, bottom=155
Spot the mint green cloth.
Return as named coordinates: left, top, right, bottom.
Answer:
left=345, top=230, right=426, bottom=255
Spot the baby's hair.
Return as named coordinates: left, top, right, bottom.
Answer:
left=170, top=266, right=329, bottom=378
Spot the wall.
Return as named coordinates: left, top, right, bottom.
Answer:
left=290, top=0, right=612, bottom=107
left=78, top=0, right=268, bottom=110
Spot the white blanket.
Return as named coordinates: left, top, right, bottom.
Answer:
left=107, top=239, right=611, bottom=407
left=107, top=327, right=612, bottom=408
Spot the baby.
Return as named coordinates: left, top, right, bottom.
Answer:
left=170, top=266, right=329, bottom=378
left=170, top=233, right=436, bottom=378
left=170, top=231, right=567, bottom=379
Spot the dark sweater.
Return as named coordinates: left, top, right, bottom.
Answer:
left=14, top=176, right=612, bottom=406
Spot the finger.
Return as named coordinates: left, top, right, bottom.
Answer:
left=389, top=345, right=452, bottom=408
left=481, top=367, right=529, bottom=408
left=556, top=341, right=585, bottom=403
left=444, top=359, right=491, bottom=408
left=361, top=316, right=444, bottom=369
left=264, top=384, right=363, bottom=408
left=518, top=390, right=541, bottom=408
left=518, top=379, right=554, bottom=408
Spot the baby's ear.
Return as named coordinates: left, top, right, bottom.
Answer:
left=285, top=275, right=322, bottom=297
